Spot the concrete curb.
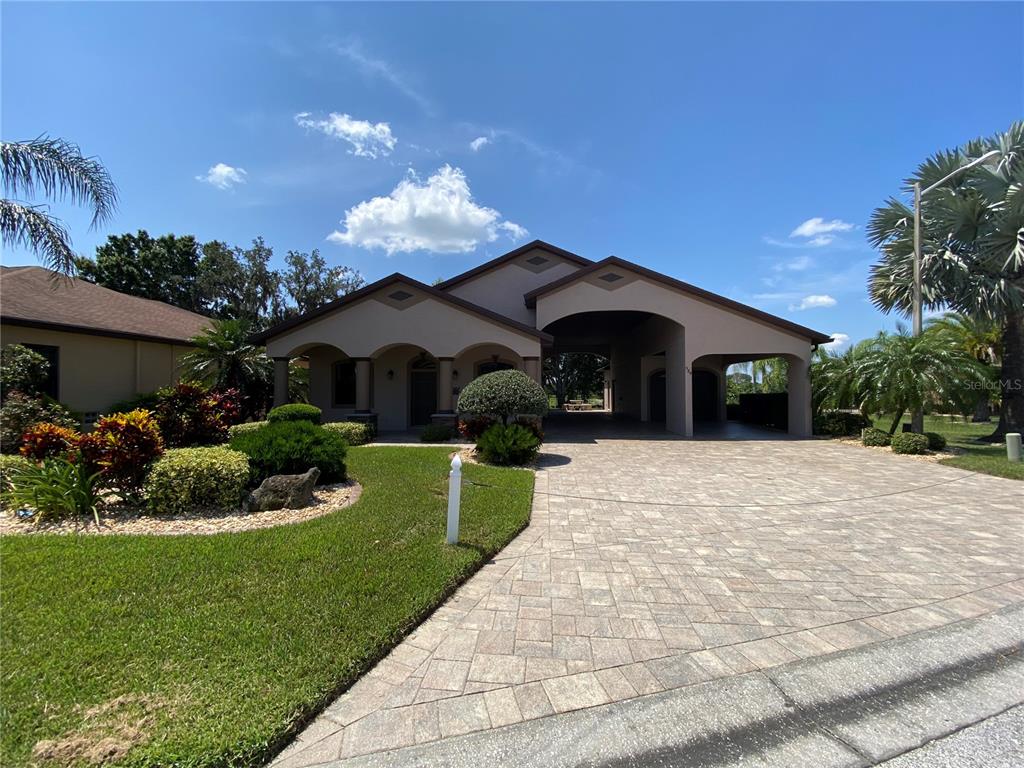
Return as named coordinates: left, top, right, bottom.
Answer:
left=321, top=604, right=1024, bottom=768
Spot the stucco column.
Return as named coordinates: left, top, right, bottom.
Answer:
left=354, top=358, right=372, bottom=412
left=665, top=331, right=689, bottom=436
left=524, top=356, right=541, bottom=384
left=437, top=357, right=454, bottom=412
left=717, top=365, right=728, bottom=422
left=272, top=357, right=290, bottom=408
left=787, top=356, right=812, bottom=437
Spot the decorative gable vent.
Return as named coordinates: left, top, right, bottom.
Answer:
left=388, top=289, right=414, bottom=301
left=526, top=255, right=549, bottom=266
left=598, top=273, right=623, bottom=283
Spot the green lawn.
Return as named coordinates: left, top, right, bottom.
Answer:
left=890, top=414, right=1024, bottom=481
left=0, top=447, right=534, bottom=768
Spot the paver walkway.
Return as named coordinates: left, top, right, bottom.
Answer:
left=274, top=426, right=1023, bottom=766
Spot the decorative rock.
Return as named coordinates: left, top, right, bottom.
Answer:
left=248, top=467, right=320, bottom=511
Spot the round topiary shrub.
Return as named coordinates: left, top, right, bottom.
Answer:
left=476, top=423, right=541, bottom=466
left=145, top=447, right=251, bottom=515
left=891, top=432, right=930, bottom=455
left=322, top=421, right=373, bottom=446
left=924, top=431, right=947, bottom=451
left=457, top=370, right=548, bottom=426
left=229, top=420, right=346, bottom=483
left=267, top=403, right=322, bottom=424
left=862, top=427, right=892, bottom=447
left=228, top=421, right=268, bottom=439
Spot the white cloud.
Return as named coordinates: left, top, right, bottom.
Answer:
left=789, top=217, right=854, bottom=246
left=295, top=112, right=396, bottom=159
left=822, top=332, right=851, bottom=350
left=195, top=163, right=247, bottom=190
left=469, top=136, right=490, bottom=152
left=789, top=294, right=837, bottom=311
left=773, top=255, right=813, bottom=272
left=327, top=165, right=528, bottom=255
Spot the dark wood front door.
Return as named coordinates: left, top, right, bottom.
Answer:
left=649, top=370, right=666, bottom=423
left=409, top=370, right=437, bottom=426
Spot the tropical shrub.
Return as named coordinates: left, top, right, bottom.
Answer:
left=514, top=417, right=544, bottom=442
left=0, top=454, right=32, bottom=497
left=0, top=392, right=78, bottom=453
left=107, top=390, right=160, bottom=415
left=322, top=421, right=373, bottom=446
left=813, top=410, right=872, bottom=437
left=145, top=447, right=251, bottom=515
left=228, top=421, right=268, bottom=439
left=420, top=423, right=455, bottom=443
left=153, top=382, right=240, bottom=447
left=457, top=370, right=548, bottom=425
left=862, top=427, right=892, bottom=447
left=19, top=422, right=81, bottom=461
left=267, top=403, right=322, bottom=424
left=891, top=432, right=930, bottom=455
left=4, top=457, right=105, bottom=523
left=457, top=415, right=497, bottom=440
left=476, top=423, right=540, bottom=466
left=0, top=344, right=49, bottom=399
left=78, top=410, right=164, bottom=499
left=924, top=431, right=947, bottom=451
left=229, top=421, right=347, bottom=483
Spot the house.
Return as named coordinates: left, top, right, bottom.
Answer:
left=254, top=241, right=831, bottom=436
left=0, top=266, right=211, bottom=420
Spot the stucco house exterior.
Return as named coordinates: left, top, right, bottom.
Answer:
left=254, top=241, right=831, bottom=437
left=0, top=266, right=211, bottom=422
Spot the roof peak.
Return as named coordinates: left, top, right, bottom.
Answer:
left=435, top=240, right=591, bottom=291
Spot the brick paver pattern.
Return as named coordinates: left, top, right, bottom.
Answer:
left=274, top=431, right=1024, bottom=765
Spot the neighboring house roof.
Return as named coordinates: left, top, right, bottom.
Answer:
left=0, top=266, right=212, bottom=344
left=252, top=273, right=554, bottom=345
left=523, top=256, right=833, bottom=345
left=435, top=239, right=592, bottom=291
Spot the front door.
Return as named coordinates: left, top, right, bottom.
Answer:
left=649, top=370, right=666, bottom=423
left=409, top=370, right=437, bottom=426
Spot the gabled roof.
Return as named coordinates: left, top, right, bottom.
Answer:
left=523, top=256, right=833, bottom=345
left=252, top=272, right=553, bottom=345
left=0, top=266, right=211, bottom=344
left=435, top=239, right=592, bottom=291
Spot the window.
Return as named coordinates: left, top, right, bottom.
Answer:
left=24, top=344, right=59, bottom=400
left=476, top=360, right=514, bottom=376
left=332, top=360, right=356, bottom=407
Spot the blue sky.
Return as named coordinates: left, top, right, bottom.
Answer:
left=3, top=2, right=1021, bottom=347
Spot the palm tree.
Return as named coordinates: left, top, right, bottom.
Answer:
left=181, top=319, right=271, bottom=394
left=856, top=327, right=986, bottom=434
left=1, top=136, right=117, bottom=275
left=866, top=121, right=1024, bottom=439
left=810, top=341, right=870, bottom=417
left=926, top=312, right=1001, bottom=422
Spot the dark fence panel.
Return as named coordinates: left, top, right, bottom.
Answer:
left=737, top=393, right=788, bottom=430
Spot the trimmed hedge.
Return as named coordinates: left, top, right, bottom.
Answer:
left=420, top=424, right=455, bottom=443
left=322, top=421, right=373, bottom=446
left=145, top=447, right=251, bottom=515
left=267, top=403, right=322, bottom=424
left=924, top=431, right=947, bottom=451
left=891, top=432, right=930, bottom=455
left=457, top=370, right=548, bottom=424
left=228, top=421, right=269, bottom=439
left=862, top=427, right=892, bottom=447
left=229, top=421, right=347, bottom=483
left=814, top=410, right=872, bottom=437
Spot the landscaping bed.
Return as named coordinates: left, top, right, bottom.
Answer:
left=0, top=446, right=535, bottom=768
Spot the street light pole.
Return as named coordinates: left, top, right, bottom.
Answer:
left=909, top=149, right=1001, bottom=434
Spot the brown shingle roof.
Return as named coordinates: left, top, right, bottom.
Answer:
left=0, top=266, right=212, bottom=344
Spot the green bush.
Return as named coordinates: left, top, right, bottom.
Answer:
left=5, top=457, right=105, bottom=524
left=145, top=447, right=251, bottom=515
left=153, top=383, right=240, bottom=447
left=862, top=427, right=892, bottom=447
left=420, top=423, right=455, bottom=443
left=227, top=421, right=268, bottom=439
left=0, top=454, right=32, bottom=494
left=457, top=370, right=548, bottom=425
left=322, top=421, right=373, bottom=446
left=1, top=344, right=50, bottom=399
left=891, top=432, right=930, bottom=455
left=106, top=390, right=161, bottom=415
left=476, top=423, right=540, bottom=466
left=0, top=392, right=78, bottom=453
left=924, top=431, right=947, bottom=451
left=267, top=403, right=322, bottom=424
left=229, top=421, right=346, bottom=483
left=814, top=410, right=872, bottom=437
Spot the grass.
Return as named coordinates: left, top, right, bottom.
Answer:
left=885, top=414, right=1024, bottom=481
left=0, top=446, right=535, bottom=768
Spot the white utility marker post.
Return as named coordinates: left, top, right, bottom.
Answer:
left=447, top=453, right=463, bottom=544
left=1008, top=433, right=1022, bottom=463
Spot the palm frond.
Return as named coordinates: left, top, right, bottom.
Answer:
left=1, top=135, right=118, bottom=228
left=0, top=199, right=76, bottom=274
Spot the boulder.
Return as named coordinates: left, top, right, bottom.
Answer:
left=248, top=467, right=320, bottom=512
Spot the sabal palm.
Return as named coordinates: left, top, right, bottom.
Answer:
left=866, top=120, right=1024, bottom=437
left=1, top=136, right=117, bottom=275
left=856, top=327, right=986, bottom=434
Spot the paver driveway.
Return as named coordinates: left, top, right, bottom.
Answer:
left=275, top=426, right=1023, bottom=766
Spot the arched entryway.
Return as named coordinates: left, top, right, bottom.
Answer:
left=648, top=369, right=666, bottom=423
left=692, top=369, right=718, bottom=422
left=408, top=352, right=438, bottom=427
